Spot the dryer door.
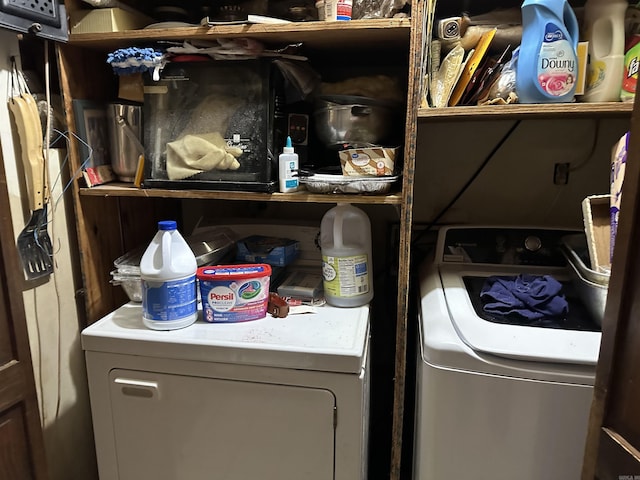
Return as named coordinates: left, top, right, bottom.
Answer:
left=108, top=369, right=336, bottom=480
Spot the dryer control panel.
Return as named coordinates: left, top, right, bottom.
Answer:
left=439, top=227, right=579, bottom=266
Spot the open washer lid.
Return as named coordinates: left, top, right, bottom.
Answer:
left=440, top=265, right=601, bottom=365
left=82, top=303, right=369, bottom=374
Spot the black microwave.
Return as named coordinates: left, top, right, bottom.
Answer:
left=142, top=59, right=287, bottom=192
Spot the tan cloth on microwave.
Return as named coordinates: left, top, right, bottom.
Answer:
left=166, top=132, right=243, bottom=180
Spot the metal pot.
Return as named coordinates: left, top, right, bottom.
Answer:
left=107, top=103, right=144, bottom=182
left=313, top=101, right=396, bottom=148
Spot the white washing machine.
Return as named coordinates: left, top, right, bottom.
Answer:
left=82, top=302, right=370, bottom=480
left=413, top=226, right=602, bottom=480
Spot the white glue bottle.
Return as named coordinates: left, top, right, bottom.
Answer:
left=581, top=0, right=627, bottom=102
left=140, top=220, right=198, bottom=330
left=320, top=203, right=373, bottom=307
left=278, top=136, right=299, bottom=193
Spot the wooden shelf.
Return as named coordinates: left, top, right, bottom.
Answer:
left=78, top=183, right=404, bottom=205
left=418, top=102, right=634, bottom=121
left=68, top=18, right=412, bottom=51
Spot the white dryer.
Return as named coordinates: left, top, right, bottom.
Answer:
left=413, top=226, right=602, bottom=480
left=82, top=302, right=370, bottom=480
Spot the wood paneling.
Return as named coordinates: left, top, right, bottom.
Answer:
left=68, top=19, right=411, bottom=52
left=583, top=85, right=640, bottom=479
left=0, top=405, right=36, bottom=480
left=390, top=0, right=425, bottom=477
left=418, top=102, right=634, bottom=121
left=596, top=429, right=640, bottom=479
left=79, top=183, right=404, bottom=205
left=0, top=246, right=13, bottom=366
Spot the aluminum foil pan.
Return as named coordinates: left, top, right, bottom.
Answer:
left=561, top=234, right=609, bottom=326
left=299, top=174, right=400, bottom=194
left=113, top=226, right=237, bottom=275
left=187, top=228, right=237, bottom=266
left=111, top=227, right=237, bottom=302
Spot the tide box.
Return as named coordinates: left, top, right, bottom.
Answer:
left=236, top=235, right=299, bottom=267
left=339, top=147, right=400, bottom=176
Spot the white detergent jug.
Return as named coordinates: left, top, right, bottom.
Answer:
left=140, top=220, right=198, bottom=330
left=581, top=0, right=627, bottom=102
left=320, top=203, right=373, bottom=307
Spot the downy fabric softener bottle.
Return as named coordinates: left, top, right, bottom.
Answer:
left=516, top=0, right=579, bottom=103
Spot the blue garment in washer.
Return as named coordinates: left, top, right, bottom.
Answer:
left=480, top=274, right=568, bottom=321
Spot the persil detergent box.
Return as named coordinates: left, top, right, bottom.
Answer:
left=197, top=264, right=271, bottom=323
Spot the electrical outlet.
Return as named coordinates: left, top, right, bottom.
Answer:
left=288, top=113, right=308, bottom=146
left=553, top=162, right=570, bottom=185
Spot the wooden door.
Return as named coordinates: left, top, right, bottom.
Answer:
left=582, top=97, right=640, bottom=478
left=0, top=148, right=48, bottom=478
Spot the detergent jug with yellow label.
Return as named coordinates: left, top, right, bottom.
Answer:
left=581, top=0, right=626, bottom=102
left=320, top=203, right=373, bottom=307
